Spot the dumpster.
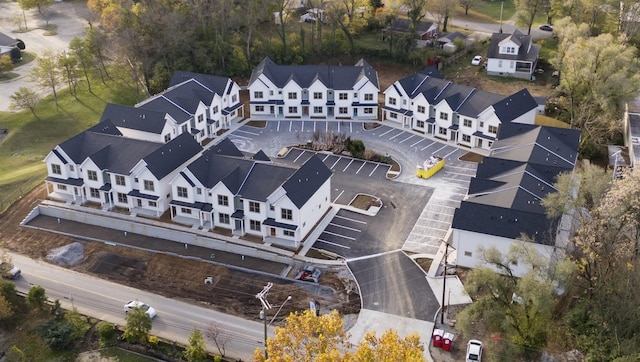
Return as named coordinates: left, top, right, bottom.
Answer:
left=442, top=332, right=454, bottom=351
left=416, top=155, right=444, bottom=179
left=432, top=328, right=444, bottom=348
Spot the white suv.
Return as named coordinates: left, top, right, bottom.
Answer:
left=466, top=339, right=483, bottom=361
left=124, top=300, right=157, bottom=319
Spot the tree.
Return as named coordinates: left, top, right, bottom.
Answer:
left=5, top=345, right=26, bottom=362
left=0, top=295, right=14, bottom=321
left=459, top=0, right=479, bottom=16
left=351, top=330, right=425, bottom=361
left=97, top=321, right=117, bottom=347
left=206, top=321, right=231, bottom=357
left=9, top=87, right=40, bottom=118
left=514, top=0, right=543, bottom=34
left=432, top=0, right=454, bottom=32
left=0, top=55, right=13, bottom=77
left=26, top=285, right=47, bottom=311
left=29, top=50, right=60, bottom=110
left=37, top=318, right=74, bottom=350
left=20, top=0, right=53, bottom=16
left=123, top=306, right=152, bottom=343
left=69, top=37, right=93, bottom=93
left=184, top=328, right=208, bottom=362
left=58, top=51, right=79, bottom=98
left=405, top=0, right=428, bottom=34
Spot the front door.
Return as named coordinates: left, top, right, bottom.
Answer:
left=234, top=219, right=242, bottom=232
left=271, top=228, right=276, bottom=236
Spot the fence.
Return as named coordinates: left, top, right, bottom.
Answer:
left=0, top=175, right=44, bottom=214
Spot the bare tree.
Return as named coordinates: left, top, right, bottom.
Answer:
left=205, top=321, right=231, bottom=357
left=459, top=0, right=479, bottom=16
left=10, top=87, right=40, bottom=118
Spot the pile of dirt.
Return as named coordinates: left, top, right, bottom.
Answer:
left=46, top=242, right=84, bottom=266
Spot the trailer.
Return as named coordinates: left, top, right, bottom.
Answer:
left=416, top=156, right=444, bottom=179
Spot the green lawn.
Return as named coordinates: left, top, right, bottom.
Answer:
left=455, top=0, right=516, bottom=24
left=0, top=69, right=141, bottom=213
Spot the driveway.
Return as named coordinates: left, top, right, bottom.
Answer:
left=0, top=1, right=88, bottom=111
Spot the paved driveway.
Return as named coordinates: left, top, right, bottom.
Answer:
left=0, top=1, right=88, bottom=111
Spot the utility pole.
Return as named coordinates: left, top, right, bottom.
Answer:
left=440, top=242, right=449, bottom=325
left=499, top=1, right=504, bottom=34
left=256, top=283, right=273, bottom=360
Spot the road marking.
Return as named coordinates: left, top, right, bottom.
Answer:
left=293, top=151, right=306, bottom=163
left=235, top=129, right=259, bottom=136
left=289, top=121, right=292, bottom=132
left=410, top=138, right=426, bottom=147
left=343, top=159, right=354, bottom=172
left=444, top=148, right=459, bottom=158
left=378, top=129, right=393, bottom=137
left=316, top=239, right=351, bottom=249
left=277, top=121, right=281, bottom=132
left=346, top=249, right=402, bottom=262
left=322, top=154, right=331, bottom=162
left=369, top=164, right=379, bottom=176
left=421, top=142, right=438, bottom=151
left=326, top=122, right=329, bottom=132
left=229, top=134, right=252, bottom=140
left=330, top=157, right=341, bottom=170
left=433, top=144, right=447, bottom=155
left=329, top=222, right=361, bottom=232
left=301, top=121, right=304, bottom=132
left=350, top=123, right=353, bottom=133
left=335, top=215, right=367, bottom=224
left=399, top=135, right=414, bottom=143
left=313, top=121, right=317, bottom=132
left=333, top=189, right=345, bottom=203
left=355, top=162, right=366, bottom=174
left=323, top=230, right=356, bottom=240
left=389, top=131, right=404, bottom=140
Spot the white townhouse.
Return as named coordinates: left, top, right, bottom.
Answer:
left=486, top=30, right=541, bottom=79
left=169, top=139, right=332, bottom=247
left=98, top=103, right=179, bottom=143
left=44, top=128, right=202, bottom=216
left=451, top=123, right=581, bottom=277
left=248, top=57, right=379, bottom=120
left=383, top=68, right=538, bottom=151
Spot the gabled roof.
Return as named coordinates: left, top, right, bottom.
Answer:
left=386, top=18, right=437, bottom=35
left=282, top=155, right=332, bottom=208
left=99, top=103, right=169, bottom=134
left=487, top=30, right=540, bottom=62
left=492, top=89, right=538, bottom=123
left=252, top=150, right=271, bottom=162
left=86, top=119, right=123, bottom=136
left=239, top=163, right=296, bottom=202
left=209, top=138, right=245, bottom=158
left=169, top=71, right=231, bottom=96
left=249, top=57, right=379, bottom=90
left=0, top=32, right=18, bottom=47
left=137, top=96, right=191, bottom=124
left=437, top=31, right=467, bottom=43
left=143, top=133, right=203, bottom=180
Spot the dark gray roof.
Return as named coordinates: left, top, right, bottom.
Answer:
left=161, top=80, right=217, bottom=113
left=59, top=131, right=163, bottom=174
left=0, top=32, right=17, bottom=47
left=143, top=133, right=202, bottom=180
left=386, top=18, right=437, bottom=35
left=487, top=30, right=540, bottom=62
left=492, top=89, right=538, bottom=123
left=438, top=31, right=467, bottom=43
left=457, top=89, right=505, bottom=118
left=169, top=71, right=231, bottom=96
left=239, top=163, right=296, bottom=202
left=137, top=96, right=191, bottom=124
left=252, top=150, right=271, bottom=162
left=86, top=120, right=123, bottom=136
left=282, top=155, right=332, bottom=208
left=249, top=57, right=379, bottom=90
left=99, top=103, right=168, bottom=134
left=210, top=138, right=245, bottom=158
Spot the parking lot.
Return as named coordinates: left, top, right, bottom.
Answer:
left=282, top=147, right=391, bottom=179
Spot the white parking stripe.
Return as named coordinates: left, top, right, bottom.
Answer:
left=369, top=164, right=379, bottom=176
left=343, top=159, right=354, bottom=172
left=323, top=231, right=356, bottom=240
left=314, top=121, right=317, bottom=132
left=356, top=162, right=366, bottom=174
left=333, top=190, right=345, bottom=203
left=399, top=135, right=414, bottom=143
left=330, top=157, right=341, bottom=169
left=389, top=131, right=404, bottom=140
left=229, top=134, right=252, bottom=140
left=433, top=145, right=448, bottom=154
left=322, top=154, right=331, bottom=161
left=421, top=142, right=436, bottom=151
left=379, top=129, right=394, bottom=137
left=335, top=215, right=367, bottom=224
left=301, top=121, right=304, bottom=132
left=326, top=122, right=329, bottom=132
left=293, top=151, right=306, bottom=163
left=277, top=121, right=281, bottom=132
left=410, top=139, right=425, bottom=147
left=289, top=121, right=292, bottom=132
left=350, top=123, right=353, bottom=133
left=236, top=129, right=259, bottom=136
left=329, top=222, right=361, bottom=232
left=444, top=148, right=459, bottom=158
left=316, top=239, right=351, bottom=249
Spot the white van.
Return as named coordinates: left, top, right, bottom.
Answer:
left=2, top=266, right=21, bottom=279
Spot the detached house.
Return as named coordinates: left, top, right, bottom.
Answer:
left=382, top=18, right=438, bottom=41
left=170, top=139, right=332, bottom=247
left=248, top=57, right=379, bottom=120
left=383, top=68, right=538, bottom=150
left=486, top=30, right=540, bottom=79
left=451, top=123, right=581, bottom=276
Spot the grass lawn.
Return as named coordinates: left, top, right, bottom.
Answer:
left=454, top=0, right=516, bottom=24
left=0, top=68, right=142, bottom=213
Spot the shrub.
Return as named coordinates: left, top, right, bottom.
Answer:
left=97, top=321, right=117, bottom=347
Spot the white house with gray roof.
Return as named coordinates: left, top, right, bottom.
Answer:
left=451, top=123, right=581, bottom=276
left=169, top=139, right=332, bottom=247
left=486, top=30, right=541, bottom=79
left=383, top=68, right=538, bottom=150
left=248, top=57, right=379, bottom=120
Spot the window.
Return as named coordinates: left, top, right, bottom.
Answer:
left=90, top=188, right=99, bottom=198
left=463, top=119, right=472, bottom=127
left=313, top=106, right=322, bottom=113
left=464, top=251, right=472, bottom=257
left=249, top=201, right=260, bottom=213
left=288, top=106, right=297, bottom=113
left=488, top=141, right=493, bottom=147
left=219, top=213, right=230, bottom=224
left=182, top=124, right=188, bottom=133
left=213, top=106, right=219, bottom=114
left=281, top=208, right=292, bottom=220
left=164, top=134, right=171, bottom=142
left=439, top=127, right=447, bottom=135
left=218, top=195, right=229, bottom=206
left=148, top=201, right=157, bottom=207
left=462, top=134, right=471, bottom=142
left=498, top=60, right=503, bottom=68
left=479, top=121, right=484, bottom=128
left=390, top=112, right=398, bottom=119
left=69, top=165, right=74, bottom=172
left=57, top=184, right=67, bottom=191
left=288, top=92, right=297, bottom=100
left=417, top=105, right=425, bottom=114
left=254, top=91, right=263, bottom=99
left=270, top=204, right=275, bottom=211
left=117, top=193, right=128, bottom=203
left=177, top=186, right=188, bottom=198
left=510, top=61, right=515, bottom=69
left=364, top=93, right=374, bottom=101
left=232, top=95, right=237, bottom=103
left=339, top=92, right=348, bottom=100
left=339, top=107, right=348, bottom=114
left=488, top=125, right=498, bottom=134
left=143, top=180, right=154, bottom=192
left=439, top=112, right=448, bottom=121
left=181, top=207, right=192, bottom=215
left=255, top=105, right=264, bottom=112
left=115, top=175, right=125, bottom=186
left=87, top=170, right=98, bottom=181
left=313, top=92, right=322, bottom=99
left=198, top=114, right=204, bottom=123
left=416, top=120, right=425, bottom=128
left=196, top=188, right=202, bottom=195
left=403, top=99, right=407, bottom=105
left=364, top=108, right=373, bottom=114
left=389, top=97, right=396, bottom=105
left=51, top=164, right=61, bottom=175
left=284, top=230, right=295, bottom=237
left=249, top=219, right=261, bottom=231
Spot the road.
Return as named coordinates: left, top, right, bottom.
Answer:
left=9, top=252, right=264, bottom=361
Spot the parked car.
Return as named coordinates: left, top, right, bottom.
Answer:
left=539, top=24, right=553, bottom=31
left=1, top=265, right=21, bottom=279
left=466, top=339, right=483, bottom=361
left=295, top=265, right=321, bottom=283
left=471, top=55, right=483, bottom=66
left=124, top=300, right=157, bottom=319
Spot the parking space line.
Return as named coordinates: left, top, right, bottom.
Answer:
left=389, top=131, right=404, bottom=140
left=399, top=135, right=414, bottom=143
left=322, top=154, right=331, bottom=162
left=235, top=129, right=259, bottom=136
left=335, top=215, right=367, bottom=224
left=289, top=121, right=293, bottom=132
left=433, top=145, right=448, bottom=154
left=379, top=129, right=394, bottom=137
left=293, top=150, right=307, bottom=163
left=326, top=122, right=329, bottom=132
left=277, top=121, right=281, bottom=132
left=343, top=159, right=354, bottom=172
left=420, top=142, right=438, bottom=151
left=329, top=222, right=361, bottom=232
left=410, top=139, right=426, bottom=147
left=330, top=157, right=341, bottom=169
left=444, top=148, right=459, bottom=158
left=333, top=190, right=345, bottom=203
left=350, top=123, right=353, bottom=133
left=229, top=134, right=252, bottom=140
left=301, top=121, right=304, bottom=132
left=323, top=231, right=356, bottom=240
left=316, top=239, right=351, bottom=249
left=355, top=163, right=366, bottom=174
left=369, top=164, right=379, bottom=177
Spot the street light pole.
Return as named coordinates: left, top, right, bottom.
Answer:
left=440, top=242, right=449, bottom=325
